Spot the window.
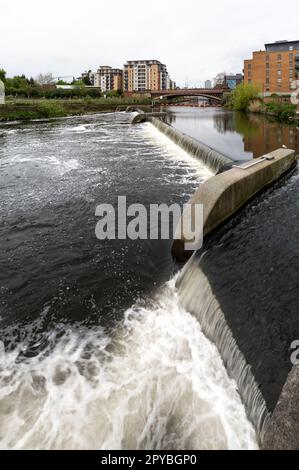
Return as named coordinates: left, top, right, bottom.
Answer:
left=277, top=62, right=282, bottom=68
left=289, top=53, right=293, bottom=58
left=277, top=70, right=282, bottom=75
left=290, top=46, right=294, bottom=51
left=266, top=62, right=270, bottom=68
left=266, top=55, right=270, bottom=61
left=277, top=78, right=282, bottom=83
left=248, top=63, right=252, bottom=69
left=278, top=54, right=282, bottom=60
left=266, top=77, right=270, bottom=84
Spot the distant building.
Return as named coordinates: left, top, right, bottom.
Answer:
left=123, top=60, right=173, bottom=92
left=167, top=74, right=176, bottom=90
left=94, top=66, right=123, bottom=92
left=244, top=40, right=299, bottom=94
left=224, top=74, right=243, bottom=89
left=81, top=70, right=95, bottom=86
left=205, top=80, right=212, bottom=89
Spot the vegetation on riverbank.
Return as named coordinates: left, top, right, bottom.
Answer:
left=227, top=83, right=297, bottom=122
left=0, top=68, right=153, bottom=121
left=248, top=99, right=297, bottom=121
left=0, top=97, right=153, bottom=121
left=228, top=83, right=260, bottom=111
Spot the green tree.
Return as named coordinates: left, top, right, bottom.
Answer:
left=57, top=80, right=70, bottom=85
left=0, top=68, right=7, bottom=83
left=231, top=83, right=260, bottom=111
left=72, top=79, right=85, bottom=87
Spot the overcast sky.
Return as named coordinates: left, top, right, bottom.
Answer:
left=1, top=0, right=298, bottom=86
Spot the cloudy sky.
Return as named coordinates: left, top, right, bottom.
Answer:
left=1, top=0, right=298, bottom=86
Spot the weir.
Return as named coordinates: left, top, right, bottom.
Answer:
left=129, top=109, right=299, bottom=449
left=176, top=258, right=270, bottom=441
left=130, top=111, right=233, bottom=174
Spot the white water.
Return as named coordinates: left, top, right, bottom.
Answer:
left=0, top=279, right=257, bottom=450
left=0, top=115, right=257, bottom=450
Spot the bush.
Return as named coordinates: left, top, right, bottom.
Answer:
left=230, top=83, right=260, bottom=111
left=37, top=101, right=65, bottom=118
left=265, top=102, right=296, bottom=121
left=248, top=99, right=264, bottom=113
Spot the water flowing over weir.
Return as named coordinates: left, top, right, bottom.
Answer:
left=134, top=111, right=299, bottom=446
left=176, top=259, right=270, bottom=439
left=145, top=116, right=233, bottom=174
left=0, top=112, right=259, bottom=450
left=0, top=281, right=258, bottom=450
left=175, top=166, right=299, bottom=446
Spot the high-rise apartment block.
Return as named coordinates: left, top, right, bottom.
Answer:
left=93, top=66, right=123, bottom=92
left=123, top=60, right=174, bottom=92
left=80, top=60, right=175, bottom=93
left=244, top=40, right=299, bottom=94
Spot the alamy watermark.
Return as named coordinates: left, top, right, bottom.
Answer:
left=95, top=196, right=203, bottom=251
left=291, top=341, right=299, bottom=366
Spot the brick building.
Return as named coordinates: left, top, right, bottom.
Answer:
left=244, top=40, right=299, bottom=95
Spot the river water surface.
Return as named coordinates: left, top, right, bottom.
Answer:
left=166, top=107, right=299, bottom=161
left=2, top=109, right=294, bottom=449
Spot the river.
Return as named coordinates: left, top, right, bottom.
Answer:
left=166, top=106, right=299, bottom=161
left=1, top=108, right=297, bottom=450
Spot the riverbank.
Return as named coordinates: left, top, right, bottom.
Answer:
left=248, top=99, right=298, bottom=122
left=0, top=97, right=153, bottom=121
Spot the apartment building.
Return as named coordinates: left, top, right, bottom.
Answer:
left=93, top=66, right=123, bottom=92
left=224, top=74, right=243, bottom=89
left=123, top=60, right=173, bottom=92
left=244, top=40, right=299, bottom=94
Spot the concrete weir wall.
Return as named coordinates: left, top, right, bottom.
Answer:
left=130, top=112, right=233, bottom=174
left=172, top=148, right=296, bottom=261
left=263, top=366, right=299, bottom=450
left=130, top=110, right=298, bottom=448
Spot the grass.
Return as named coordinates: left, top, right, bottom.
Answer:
left=0, top=97, right=153, bottom=121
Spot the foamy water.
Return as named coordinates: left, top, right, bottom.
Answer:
left=0, top=279, right=257, bottom=450
left=0, top=114, right=257, bottom=450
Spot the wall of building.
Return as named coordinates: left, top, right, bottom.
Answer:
left=123, top=60, right=171, bottom=92
left=244, top=44, right=299, bottom=94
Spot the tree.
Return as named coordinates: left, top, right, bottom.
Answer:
left=57, top=80, right=70, bottom=85
left=82, top=70, right=93, bottom=86
left=213, top=72, right=226, bottom=88
left=35, top=73, right=54, bottom=85
left=0, top=68, right=6, bottom=83
left=230, top=83, right=260, bottom=111
left=72, top=79, right=85, bottom=87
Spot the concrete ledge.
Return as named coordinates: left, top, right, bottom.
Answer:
left=130, top=112, right=167, bottom=124
left=172, top=148, right=296, bottom=261
left=262, top=366, right=299, bottom=450
left=125, top=106, right=145, bottom=113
